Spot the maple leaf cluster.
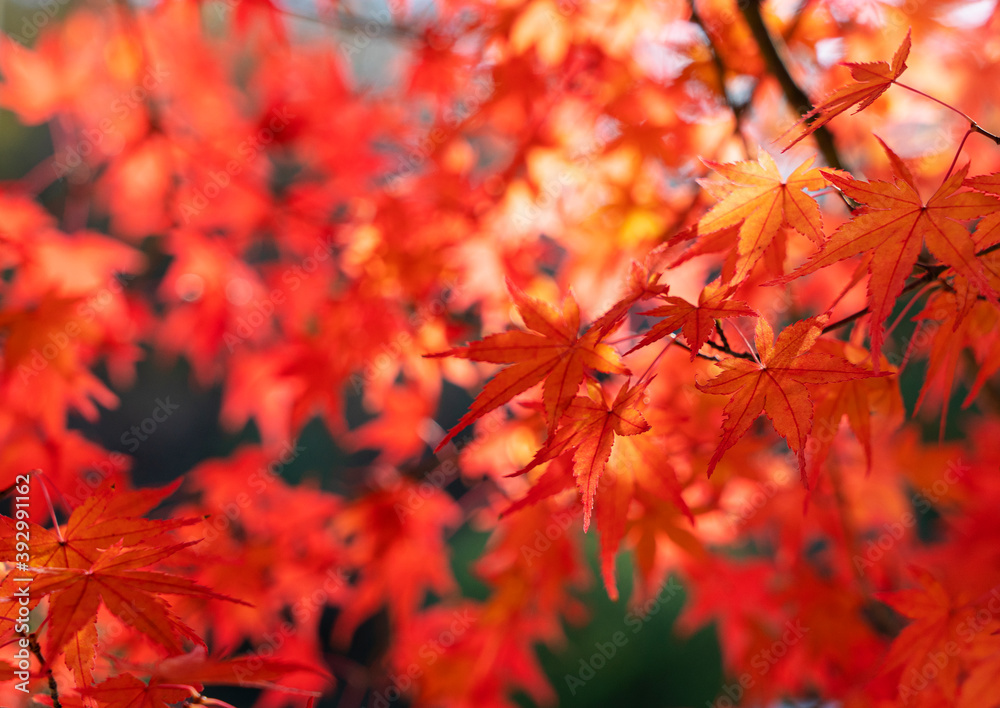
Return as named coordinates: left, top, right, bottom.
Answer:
left=4, top=1, right=1000, bottom=707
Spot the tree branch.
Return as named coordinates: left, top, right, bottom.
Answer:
left=671, top=338, right=723, bottom=361
left=715, top=320, right=731, bottom=351
left=971, top=122, right=1000, bottom=145
left=28, top=633, right=61, bottom=708
left=687, top=0, right=750, bottom=134
left=739, top=0, right=846, bottom=172
left=704, top=336, right=755, bottom=360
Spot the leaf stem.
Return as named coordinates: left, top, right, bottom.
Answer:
left=704, top=337, right=755, bottom=360
left=33, top=470, right=65, bottom=543
left=894, top=81, right=1000, bottom=145
left=944, top=129, right=973, bottom=181
left=893, top=81, right=974, bottom=122
left=971, top=123, right=1000, bottom=145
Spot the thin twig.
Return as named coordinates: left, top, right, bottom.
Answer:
left=670, top=338, right=722, bottom=362
left=893, top=82, right=975, bottom=123
left=687, top=0, right=749, bottom=142
left=705, top=337, right=755, bottom=360
left=821, top=266, right=947, bottom=335
left=971, top=123, right=1000, bottom=145
left=893, top=81, right=1000, bottom=145
left=944, top=129, right=973, bottom=180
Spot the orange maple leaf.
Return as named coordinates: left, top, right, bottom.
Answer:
left=964, top=172, right=1000, bottom=251
left=64, top=620, right=99, bottom=690
left=0, top=482, right=197, bottom=570
left=78, top=650, right=328, bottom=706
left=674, top=153, right=836, bottom=285
left=28, top=541, right=247, bottom=658
left=426, top=279, right=628, bottom=449
left=777, top=139, right=1000, bottom=370
left=511, top=379, right=652, bottom=531
left=595, top=432, right=697, bottom=600
left=780, top=30, right=911, bottom=150
left=590, top=260, right=668, bottom=337
left=697, top=316, right=878, bottom=480
left=81, top=674, right=192, bottom=708
left=876, top=568, right=982, bottom=703
left=629, top=280, right=755, bottom=359
left=808, top=338, right=903, bottom=478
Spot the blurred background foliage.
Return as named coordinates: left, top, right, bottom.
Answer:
left=0, top=0, right=984, bottom=704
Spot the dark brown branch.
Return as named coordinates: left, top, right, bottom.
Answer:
left=971, top=123, right=1000, bottom=145
left=672, top=338, right=724, bottom=362
left=714, top=320, right=731, bottom=351
left=820, top=307, right=870, bottom=335
left=687, top=0, right=749, bottom=132
left=704, top=336, right=755, bottom=360
left=28, top=633, right=61, bottom=708
left=820, top=240, right=1000, bottom=337
left=739, top=0, right=846, bottom=173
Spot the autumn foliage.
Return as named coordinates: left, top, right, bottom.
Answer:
left=5, top=0, right=1000, bottom=706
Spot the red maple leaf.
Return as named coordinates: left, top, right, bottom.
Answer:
left=629, top=280, right=755, bottom=359
left=671, top=154, right=838, bottom=285
left=780, top=30, right=911, bottom=150
left=28, top=540, right=247, bottom=657
left=426, top=279, right=628, bottom=448
left=697, top=316, right=879, bottom=480
left=776, top=139, right=1000, bottom=370
left=511, top=379, right=652, bottom=531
